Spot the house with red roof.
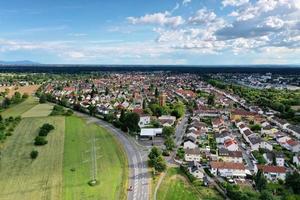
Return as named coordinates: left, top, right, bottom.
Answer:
left=256, top=165, right=286, bottom=181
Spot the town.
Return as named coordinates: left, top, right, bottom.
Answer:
left=4, top=71, right=296, bottom=200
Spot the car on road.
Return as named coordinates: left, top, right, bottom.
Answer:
left=128, top=186, right=133, bottom=191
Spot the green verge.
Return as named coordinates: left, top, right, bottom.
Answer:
left=63, top=116, right=128, bottom=200
left=0, top=96, right=38, bottom=118
left=157, top=167, right=222, bottom=200
left=0, top=116, right=65, bottom=200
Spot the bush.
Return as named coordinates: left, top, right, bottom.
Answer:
left=34, top=136, right=48, bottom=146
left=65, top=109, right=73, bottom=116
left=162, top=149, right=170, bottom=156
left=38, top=123, right=54, bottom=136
left=30, top=150, right=39, bottom=159
left=41, top=123, right=54, bottom=132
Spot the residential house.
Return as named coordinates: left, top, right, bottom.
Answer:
left=210, top=161, right=246, bottom=178
left=215, top=131, right=231, bottom=144
left=184, top=141, right=197, bottom=149
left=218, top=148, right=243, bottom=163
left=224, top=138, right=239, bottom=151
left=256, top=165, right=286, bottom=181
left=158, top=115, right=176, bottom=127
left=185, top=148, right=201, bottom=162
left=188, top=161, right=204, bottom=179
left=138, top=115, right=151, bottom=128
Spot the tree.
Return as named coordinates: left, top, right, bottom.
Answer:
left=207, top=94, right=215, bottom=105
left=254, top=170, right=267, bottom=191
left=162, top=126, right=175, bottom=137
left=148, top=147, right=161, bottom=166
left=142, top=99, right=147, bottom=109
left=154, top=155, right=166, bottom=172
left=250, top=124, right=262, bottom=132
left=123, top=112, right=140, bottom=133
left=155, top=87, right=159, bottom=98
left=148, top=147, right=166, bottom=173
left=259, top=190, right=274, bottom=200
left=39, top=94, right=47, bottom=104
left=22, top=93, right=29, bottom=99
left=34, top=136, right=48, bottom=146
left=285, top=171, right=300, bottom=194
left=30, top=150, right=39, bottom=159
left=105, top=87, right=109, bottom=96
left=164, top=136, right=175, bottom=151
left=176, top=147, right=185, bottom=159
left=119, top=109, right=126, bottom=123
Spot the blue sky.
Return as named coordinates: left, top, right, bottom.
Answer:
left=0, top=0, right=299, bottom=65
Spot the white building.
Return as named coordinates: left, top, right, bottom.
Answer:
left=138, top=116, right=151, bottom=128
left=184, top=141, right=197, bottom=150
left=140, top=128, right=162, bottom=137
left=256, top=165, right=286, bottom=181
left=185, top=148, right=201, bottom=162
left=210, top=161, right=246, bottom=178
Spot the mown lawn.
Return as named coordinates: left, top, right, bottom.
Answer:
left=22, top=103, right=53, bottom=118
left=63, top=116, right=128, bottom=200
left=0, top=96, right=38, bottom=118
left=0, top=116, right=65, bottom=200
left=157, top=168, right=223, bottom=200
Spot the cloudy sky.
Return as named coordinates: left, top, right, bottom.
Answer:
left=0, top=0, right=299, bottom=65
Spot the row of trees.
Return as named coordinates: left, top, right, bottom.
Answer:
left=34, top=123, right=55, bottom=146
left=1, top=92, right=29, bottom=109
left=208, top=79, right=300, bottom=123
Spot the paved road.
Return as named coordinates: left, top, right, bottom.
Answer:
left=175, top=114, right=189, bottom=146
left=75, top=112, right=150, bottom=200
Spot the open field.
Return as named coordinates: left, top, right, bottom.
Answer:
left=0, top=96, right=39, bottom=118
left=63, top=116, right=128, bottom=200
left=0, top=85, right=40, bottom=97
left=157, top=168, right=222, bottom=200
left=22, top=103, right=53, bottom=118
left=0, top=116, right=65, bottom=200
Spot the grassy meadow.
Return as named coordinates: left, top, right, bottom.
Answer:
left=63, top=116, right=128, bottom=200
left=157, top=168, right=222, bottom=200
left=0, top=116, right=65, bottom=200
left=0, top=96, right=39, bottom=118
left=0, top=102, right=128, bottom=200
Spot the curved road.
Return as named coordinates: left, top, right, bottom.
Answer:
left=75, top=112, right=150, bottom=200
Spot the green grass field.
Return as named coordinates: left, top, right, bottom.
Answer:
left=0, top=116, right=65, bottom=200
left=63, top=116, right=128, bottom=200
left=157, top=168, right=222, bottom=200
left=22, top=103, right=53, bottom=118
left=0, top=96, right=39, bottom=118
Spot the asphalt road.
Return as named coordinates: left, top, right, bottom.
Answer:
left=75, top=112, right=150, bottom=200
left=175, top=114, right=189, bottom=146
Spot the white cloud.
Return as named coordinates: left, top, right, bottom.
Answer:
left=127, top=11, right=185, bottom=27
left=188, top=8, right=217, bottom=24
left=222, top=0, right=249, bottom=7
left=182, top=0, right=192, bottom=6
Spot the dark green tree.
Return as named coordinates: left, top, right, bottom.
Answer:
left=254, top=170, right=267, bottom=191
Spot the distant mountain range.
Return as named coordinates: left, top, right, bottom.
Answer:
left=0, top=60, right=40, bottom=65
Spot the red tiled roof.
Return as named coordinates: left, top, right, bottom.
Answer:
left=211, top=161, right=245, bottom=170
left=224, top=139, right=237, bottom=147
left=257, top=165, right=286, bottom=173
left=287, top=139, right=299, bottom=146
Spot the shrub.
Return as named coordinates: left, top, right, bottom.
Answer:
left=65, top=109, right=74, bottom=116
left=30, top=150, right=39, bottom=159
left=34, top=136, right=48, bottom=146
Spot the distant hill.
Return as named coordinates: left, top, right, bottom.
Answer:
left=0, top=60, right=40, bottom=65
